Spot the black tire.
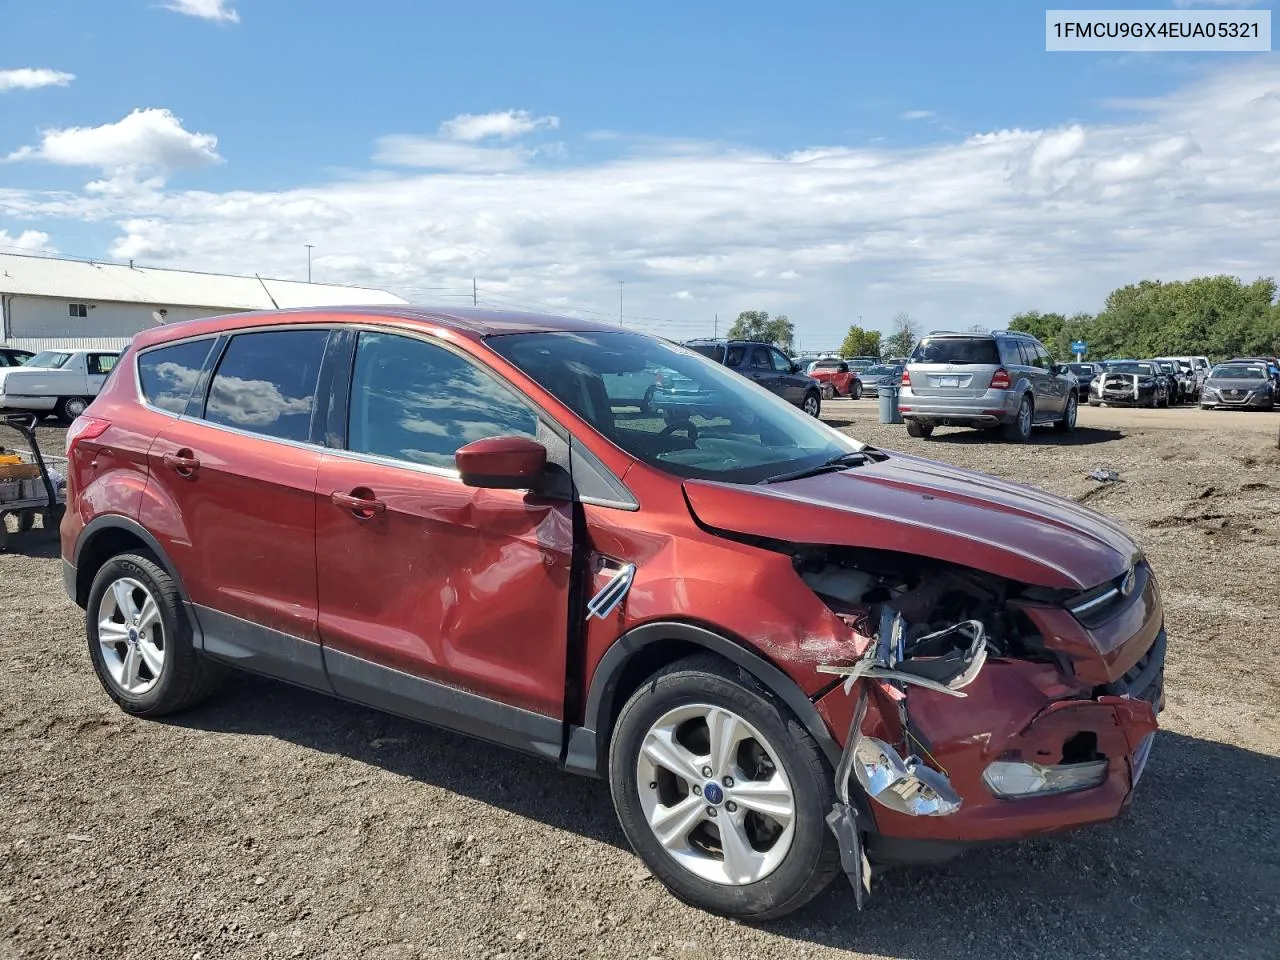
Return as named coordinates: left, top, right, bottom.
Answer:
left=608, top=654, right=841, bottom=921
left=86, top=552, right=222, bottom=717
left=58, top=396, right=90, bottom=424
left=850, top=381, right=863, bottom=401
left=905, top=420, right=933, bottom=439
left=1003, top=395, right=1033, bottom=442
left=802, top=391, right=821, bottom=418
left=1055, top=392, right=1078, bottom=432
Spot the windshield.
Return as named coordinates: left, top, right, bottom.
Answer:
left=1066, top=363, right=1096, bottom=375
left=1211, top=365, right=1267, bottom=380
left=910, top=337, right=999, bottom=364
left=1107, top=362, right=1155, bottom=376
left=26, top=351, right=72, bottom=369
left=488, top=331, right=860, bottom=484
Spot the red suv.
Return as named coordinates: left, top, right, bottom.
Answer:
left=62, top=308, right=1165, bottom=920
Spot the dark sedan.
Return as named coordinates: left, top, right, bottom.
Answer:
left=859, top=362, right=904, bottom=397
left=1201, top=364, right=1275, bottom=410
left=1065, top=362, right=1100, bottom=394
left=1090, top=361, right=1169, bottom=407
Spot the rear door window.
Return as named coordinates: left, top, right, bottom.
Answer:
left=750, top=347, right=773, bottom=370
left=88, top=353, right=118, bottom=376
left=724, top=345, right=746, bottom=367
left=138, top=339, right=216, bottom=413
left=204, top=329, right=329, bottom=443
left=910, top=338, right=1000, bottom=364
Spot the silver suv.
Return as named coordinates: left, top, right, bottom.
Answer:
left=898, top=330, right=1079, bottom=442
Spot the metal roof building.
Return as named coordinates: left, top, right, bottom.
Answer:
left=0, top=252, right=407, bottom=350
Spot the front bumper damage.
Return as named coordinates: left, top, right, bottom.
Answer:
left=815, top=606, right=1164, bottom=907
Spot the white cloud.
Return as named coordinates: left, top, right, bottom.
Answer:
left=6, top=108, right=222, bottom=178
left=162, top=0, right=239, bottom=23
left=373, top=136, right=527, bottom=172
left=440, top=110, right=560, bottom=142
left=902, top=110, right=935, bottom=121
left=0, top=68, right=74, bottom=92
left=3, top=60, right=1280, bottom=346
left=0, top=229, right=56, bottom=254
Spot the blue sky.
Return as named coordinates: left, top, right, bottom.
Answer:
left=2, top=0, right=1277, bottom=347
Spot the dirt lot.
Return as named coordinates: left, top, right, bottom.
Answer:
left=2, top=409, right=1277, bottom=960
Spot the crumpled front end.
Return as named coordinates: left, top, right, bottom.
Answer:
left=791, top=548, right=1165, bottom=905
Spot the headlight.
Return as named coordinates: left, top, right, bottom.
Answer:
left=853, top=736, right=962, bottom=816
left=1202, top=387, right=1218, bottom=398
left=982, top=759, right=1108, bottom=798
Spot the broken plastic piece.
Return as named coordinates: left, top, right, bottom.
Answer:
left=1088, top=468, right=1120, bottom=482
left=585, top=562, right=636, bottom=620
left=853, top=736, right=962, bottom=817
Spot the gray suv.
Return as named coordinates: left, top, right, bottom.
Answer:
left=898, top=330, right=1079, bottom=442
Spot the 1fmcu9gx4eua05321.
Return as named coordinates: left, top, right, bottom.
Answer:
left=61, top=307, right=1165, bottom=920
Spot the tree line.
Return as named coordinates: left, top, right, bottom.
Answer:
left=726, top=275, right=1280, bottom=363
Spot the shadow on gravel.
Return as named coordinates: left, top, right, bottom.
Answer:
left=167, top=685, right=1276, bottom=958
left=0, top=523, right=62, bottom=559
left=166, top=675, right=627, bottom=849
left=925, top=426, right=1124, bottom=446
left=770, top=731, right=1279, bottom=959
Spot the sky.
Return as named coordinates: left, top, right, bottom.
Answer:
left=1, top=1, right=1278, bottom=350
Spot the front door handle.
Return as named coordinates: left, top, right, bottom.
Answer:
left=162, top=451, right=200, bottom=478
left=331, top=489, right=386, bottom=520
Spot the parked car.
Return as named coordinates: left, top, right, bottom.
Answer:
left=1064, top=362, right=1100, bottom=394
left=858, top=363, right=904, bottom=398
left=897, top=330, right=1079, bottom=442
left=806, top=359, right=862, bottom=399
left=1089, top=361, right=1169, bottom=408
left=0, top=348, right=120, bottom=423
left=1201, top=363, right=1275, bottom=410
left=1148, top=360, right=1184, bottom=404
left=63, top=307, right=1165, bottom=921
left=1224, top=357, right=1280, bottom=397
left=685, top=339, right=824, bottom=417
left=0, top=347, right=35, bottom=367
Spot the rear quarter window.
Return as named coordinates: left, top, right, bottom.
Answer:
left=687, top=344, right=727, bottom=364
left=911, top=338, right=1001, bottom=364
left=137, top=339, right=217, bottom=414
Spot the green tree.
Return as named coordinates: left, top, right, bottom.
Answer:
left=882, top=312, right=921, bottom=358
left=726, top=310, right=796, bottom=353
left=838, top=325, right=881, bottom=358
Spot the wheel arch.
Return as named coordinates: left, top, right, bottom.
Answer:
left=567, top=620, right=842, bottom=777
left=73, top=515, right=190, bottom=608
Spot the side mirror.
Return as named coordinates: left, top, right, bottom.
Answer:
left=455, top=436, right=547, bottom=489
left=789, top=363, right=801, bottom=374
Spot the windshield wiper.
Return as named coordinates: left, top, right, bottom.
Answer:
left=758, top=451, right=871, bottom=485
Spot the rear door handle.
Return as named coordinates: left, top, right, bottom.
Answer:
left=331, top=489, right=386, bottom=520
left=162, top=451, right=200, bottom=477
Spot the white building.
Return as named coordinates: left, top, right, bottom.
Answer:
left=0, top=252, right=407, bottom=350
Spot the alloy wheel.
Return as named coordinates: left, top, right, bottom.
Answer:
left=636, top=703, right=796, bottom=886
left=97, top=577, right=165, bottom=695
left=803, top=395, right=820, bottom=417
left=1019, top=398, right=1032, bottom=436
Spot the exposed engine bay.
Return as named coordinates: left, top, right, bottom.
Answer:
left=790, top=545, right=1163, bottom=909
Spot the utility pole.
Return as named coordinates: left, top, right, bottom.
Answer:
left=305, top=244, right=315, bottom=283
left=618, top=281, right=624, bottom=325
left=714, top=313, right=718, bottom=337
left=473, top=278, right=477, bottom=306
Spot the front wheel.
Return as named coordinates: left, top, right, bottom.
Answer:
left=802, top=391, right=821, bottom=418
left=850, top=381, right=863, bottom=401
left=608, top=655, right=840, bottom=920
left=1055, top=392, right=1078, bottom=432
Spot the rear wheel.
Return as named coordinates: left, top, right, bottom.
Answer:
left=1003, top=395, right=1033, bottom=442
left=86, top=552, right=222, bottom=717
left=906, top=420, right=933, bottom=439
left=850, top=381, right=863, bottom=401
left=608, top=655, right=840, bottom=921
left=58, top=396, right=90, bottom=424
left=802, top=391, right=821, bottom=418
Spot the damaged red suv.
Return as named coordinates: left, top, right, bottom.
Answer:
left=62, top=308, right=1164, bottom=920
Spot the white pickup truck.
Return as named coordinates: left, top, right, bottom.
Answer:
left=0, top=349, right=120, bottom=423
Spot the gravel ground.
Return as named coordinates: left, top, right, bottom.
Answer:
left=2, top=410, right=1277, bottom=960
